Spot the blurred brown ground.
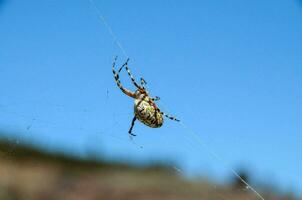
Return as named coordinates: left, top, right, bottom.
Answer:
left=0, top=140, right=298, bottom=200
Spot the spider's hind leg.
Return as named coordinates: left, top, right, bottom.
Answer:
left=162, top=112, right=180, bottom=122
left=128, top=116, right=137, bottom=136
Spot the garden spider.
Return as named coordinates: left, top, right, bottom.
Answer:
left=112, top=56, right=180, bottom=136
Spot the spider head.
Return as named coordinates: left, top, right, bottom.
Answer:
left=135, top=87, right=149, bottom=99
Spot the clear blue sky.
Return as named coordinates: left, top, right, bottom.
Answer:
left=0, top=0, right=301, bottom=197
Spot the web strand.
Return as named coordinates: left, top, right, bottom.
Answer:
left=88, top=0, right=128, bottom=58
left=158, top=99, right=264, bottom=200
left=86, top=1, right=265, bottom=199
left=179, top=121, right=265, bottom=200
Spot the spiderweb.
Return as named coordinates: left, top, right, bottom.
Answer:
left=86, top=0, right=266, bottom=199
left=0, top=0, right=298, bottom=200
left=0, top=1, right=273, bottom=199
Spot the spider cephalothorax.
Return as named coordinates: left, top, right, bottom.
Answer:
left=112, top=57, right=179, bottom=136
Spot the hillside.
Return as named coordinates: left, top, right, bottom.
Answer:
left=0, top=139, right=298, bottom=200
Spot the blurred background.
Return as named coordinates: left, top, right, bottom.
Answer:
left=0, top=0, right=301, bottom=199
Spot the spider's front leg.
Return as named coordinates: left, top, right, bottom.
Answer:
left=128, top=116, right=137, bottom=136
left=118, top=59, right=141, bottom=89
left=112, top=57, right=135, bottom=98
left=140, top=78, right=147, bottom=88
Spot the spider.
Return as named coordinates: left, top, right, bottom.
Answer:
left=112, top=56, right=180, bottom=136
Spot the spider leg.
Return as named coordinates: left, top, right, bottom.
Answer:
left=164, top=113, right=180, bottom=122
left=160, top=110, right=180, bottom=122
left=125, top=62, right=141, bottom=89
left=140, top=78, right=147, bottom=88
left=151, top=96, right=160, bottom=101
left=128, top=116, right=137, bottom=136
left=117, top=58, right=129, bottom=73
left=112, top=56, right=135, bottom=98
left=117, top=59, right=141, bottom=89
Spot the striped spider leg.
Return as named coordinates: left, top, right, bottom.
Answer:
left=140, top=78, right=147, bottom=89
left=112, top=56, right=136, bottom=98
left=161, top=111, right=180, bottom=122
left=151, top=96, right=160, bottom=101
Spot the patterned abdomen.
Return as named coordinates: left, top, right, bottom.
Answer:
left=134, top=99, right=163, bottom=128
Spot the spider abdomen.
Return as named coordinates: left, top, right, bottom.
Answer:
left=134, top=99, right=163, bottom=128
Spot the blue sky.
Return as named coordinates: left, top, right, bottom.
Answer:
left=0, top=0, right=302, bottom=197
